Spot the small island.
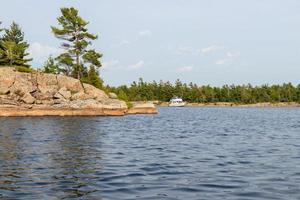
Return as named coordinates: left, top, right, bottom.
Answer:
left=0, top=8, right=156, bottom=116
left=0, top=67, right=157, bottom=116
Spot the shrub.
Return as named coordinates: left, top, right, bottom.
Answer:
left=16, top=66, right=33, bottom=73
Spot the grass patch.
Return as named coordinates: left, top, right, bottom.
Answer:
left=69, top=90, right=79, bottom=95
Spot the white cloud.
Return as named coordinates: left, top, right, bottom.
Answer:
left=119, top=40, right=130, bottom=46
left=227, top=51, right=240, bottom=58
left=28, top=42, right=62, bottom=63
left=138, top=30, right=152, bottom=37
left=176, top=66, right=194, bottom=72
left=176, top=46, right=195, bottom=55
left=175, top=44, right=224, bottom=56
left=102, top=59, right=120, bottom=69
left=102, top=60, right=144, bottom=71
left=128, top=60, right=144, bottom=70
left=109, top=40, right=131, bottom=48
left=215, top=59, right=227, bottom=65
left=215, top=51, right=240, bottom=65
left=201, top=45, right=224, bottom=54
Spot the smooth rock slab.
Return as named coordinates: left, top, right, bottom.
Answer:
left=0, top=107, right=127, bottom=116
left=127, top=101, right=157, bottom=114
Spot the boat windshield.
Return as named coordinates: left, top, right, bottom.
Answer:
left=170, top=97, right=183, bottom=103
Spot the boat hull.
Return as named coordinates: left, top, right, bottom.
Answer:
left=169, top=102, right=186, bottom=107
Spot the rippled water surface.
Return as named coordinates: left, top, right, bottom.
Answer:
left=1, top=107, right=300, bottom=199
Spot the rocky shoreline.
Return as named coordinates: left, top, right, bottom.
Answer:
left=0, top=67, right=157, bottom=116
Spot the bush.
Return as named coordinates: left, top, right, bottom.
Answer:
left=126, top=101, right=133, bottom=109
left=16, top=66, right=33, bottom=73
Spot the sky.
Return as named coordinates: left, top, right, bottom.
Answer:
left=1, top=0, right=300, bottom=86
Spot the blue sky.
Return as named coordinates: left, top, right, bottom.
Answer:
left=1, top=0, right=300, bottom=86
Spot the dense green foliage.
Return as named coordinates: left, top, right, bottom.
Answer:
left=51, top=7, right=102, bottom=81
left=15, top=66, right=33, bottom=73
left=0, top=22, right=31, bottom=67
left=108, top=79, right=300, bottom=104
left=42, top=56, right=59, bottom=74
left=86, top=66, right=103, bottom=89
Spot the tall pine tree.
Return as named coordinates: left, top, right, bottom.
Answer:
left=51, top=7, right=102, bottom=82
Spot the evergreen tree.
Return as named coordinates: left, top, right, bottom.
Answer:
left=55, top=53, right=73, bottom=76
left=2, top=22, right=24, bottom=43
left=87, top=65, right=103, bottom=89
left=51, top=7, right=101, bottom=81
left=83, top=49, right=102, bottom=68
left=0, top=40, right=20, bottom=66
left=42, top=56, right=59, bottom=74
left=117, top=89, right=129, bottom=102
left=0, top=22, right=31, bottom=67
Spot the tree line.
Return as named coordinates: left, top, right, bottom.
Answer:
left=108, top=78, right=300, bottom=104
left=0, top=7, right=103, bottom=89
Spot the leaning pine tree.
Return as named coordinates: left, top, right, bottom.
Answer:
left=51, top=7, right=102, bottom=88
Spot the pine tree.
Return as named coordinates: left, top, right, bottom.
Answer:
left=87, top=65, right=103, bottom=89
left=42, top=56, right=59, bottom=74
left=83, top=49, right=102, bottom=68
left=51, top=7, right=101, bottom=81
left=2, top=22, right=24, bottom=43
left=117, top=89, right=129, bottom=102
left=0, top=40, right=20, bottom=66
left=0, top=22, right=32, bottom=67
left=55, top=53, right=73, bottom=76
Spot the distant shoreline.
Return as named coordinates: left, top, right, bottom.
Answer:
left=157, top=102, right=300, bottom=108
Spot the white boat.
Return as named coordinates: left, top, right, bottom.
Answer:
left=169, top=97, right=186, bottom=107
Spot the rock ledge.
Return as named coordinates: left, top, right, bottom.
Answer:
left=0, top=67, right=157, bottom=116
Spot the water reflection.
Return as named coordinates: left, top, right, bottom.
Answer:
left=0, top=119, right=29, bottom=198
left=0, top=117, right=105, bottom=199
left=49, top=118, right=104, bottom=199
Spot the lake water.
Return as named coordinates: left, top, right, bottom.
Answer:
left=0, top=107, right=300, bottom=200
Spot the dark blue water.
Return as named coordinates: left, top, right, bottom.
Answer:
left=1, top=107, right=300, bottom=200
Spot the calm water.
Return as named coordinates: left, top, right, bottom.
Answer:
left=1, top=107, right=300, bottom=200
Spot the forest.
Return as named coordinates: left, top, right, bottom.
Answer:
left=109, top=78, right=300, bottom=104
